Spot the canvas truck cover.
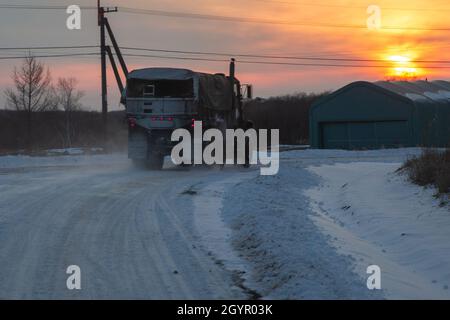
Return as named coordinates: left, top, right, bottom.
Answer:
left=197, top=73, right=233, bottom=111
left=128, top=68, right=233, bottom=111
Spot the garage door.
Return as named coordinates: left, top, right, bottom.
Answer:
left=321, top=121, right=410, bottom=149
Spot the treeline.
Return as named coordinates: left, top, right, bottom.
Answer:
left=2, top=55, right=329, bottom=153
left=243, top=92, right=329, bottom=145
left=0, top=93, right=329, bottom=153
left=1, top=55, right=126, bottom=154
left=0, top=110, right=127, bottom=154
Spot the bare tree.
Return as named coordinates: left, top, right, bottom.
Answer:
left=54, top=77, right=84, bottom=148
left=4, top=55, right=54, bottom=149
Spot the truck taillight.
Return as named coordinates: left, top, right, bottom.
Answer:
left=191, top=118, right=196, bottom=128
left=128, top=117, right=137, bottom=128
left=151, top=117, right=174, bottom=122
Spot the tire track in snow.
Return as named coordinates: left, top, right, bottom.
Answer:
left=0, top=159, right=247, bottom=299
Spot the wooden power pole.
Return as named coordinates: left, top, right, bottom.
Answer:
left=97, top=0, right=118, bottom=145
left=98, top=1, right=107, bottom=131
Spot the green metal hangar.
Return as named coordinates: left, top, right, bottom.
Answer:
left=309, top=80, right=450, bottom=149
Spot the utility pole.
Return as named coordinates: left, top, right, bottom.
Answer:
left=97, top=0, right=118, bottom=146
left=98, top=1, right=107, bottom=131
left=229, top=58, right=236, bottom=116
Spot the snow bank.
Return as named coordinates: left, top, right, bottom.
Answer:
left=220, top=163, right=379, bottom=299
left=281, top=147, right=423, bottom=160
left=306, top=162, right=450, bottom=299
left=46, top=148, right=85, bottom=156
left=0, top=153, right=127, bottom=169
left=193, top=172, right=255, bottom=275
left=217, top=148, right=438, bottom=299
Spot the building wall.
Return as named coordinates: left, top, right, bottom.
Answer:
left=310, top=82, right=416, bottom=149
left=414, top=101, right=450, bottom=147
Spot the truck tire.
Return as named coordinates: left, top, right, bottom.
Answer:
left=145, top=131, right=168, bottom=170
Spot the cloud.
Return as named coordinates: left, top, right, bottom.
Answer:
left=0, top=0, right=449, bottom=110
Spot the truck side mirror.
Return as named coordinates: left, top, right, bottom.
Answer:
left=247, top=85, right=253, bottom=100
left=242, top=84, right=253, bottom=100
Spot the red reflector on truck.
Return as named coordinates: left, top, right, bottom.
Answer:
left=128, top=118, right=137, bottom=128
left=150, top=117, right=174, bottom=122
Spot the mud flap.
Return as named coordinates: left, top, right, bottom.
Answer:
left=128, top=130, right=147, bottom=160
left=146, top=131, right=171, bottom=170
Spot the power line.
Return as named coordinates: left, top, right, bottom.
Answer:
left=123, top=53, right=228, bottom=63
left=237, top=59, right=450, bottom=69
left=121, top=53, right=450, bottom=69
left=116, top=6, right=450, bottom=31
left=121, top=46, right=450, bottom=64
left=0, top=44, right=399, bottom=58
left=1, top=45, right=450, bottom=65
left=1, top=51, right=450, bottom=69
left=0, top=53, right=99, bottom=60
left=1, top=4, right=450, bottom=31
left=2, top=45, right=449, bottom=62
left=0, top=45, right=99, bottom=51
left=4, top=2, right=450, bottom=13
left=244, top=0, right=450, bottom=12
left=0, top=4, right=96, bottom=10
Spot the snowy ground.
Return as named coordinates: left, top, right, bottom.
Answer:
left=0, top=154, right=249, bottom=299
left=306, top=162, right=450, bottom=299
left=219, top=148, right=450, bottom=299
left=0, top=148, right=448, bottom=299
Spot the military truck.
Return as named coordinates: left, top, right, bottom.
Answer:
left=123, top=61, right=252, bottom=169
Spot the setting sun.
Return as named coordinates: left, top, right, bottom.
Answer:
left=386, top=55, right=420, bottom=80
left=388, top=55, right=411, bottom=64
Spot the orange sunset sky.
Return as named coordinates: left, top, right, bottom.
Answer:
left=1, top=0, right=450, bottom=110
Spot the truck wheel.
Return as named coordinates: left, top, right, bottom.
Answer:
left=146, top=152, right=164, bottom=170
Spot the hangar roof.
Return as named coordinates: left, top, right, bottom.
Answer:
left=313, top=80, right=450, bottom=108
left=373, top=80, right=450, bottom=103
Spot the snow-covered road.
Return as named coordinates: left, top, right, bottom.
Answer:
left=0, top=148, right=448, bottom=299
left=0, top=155, right=250, bottom=299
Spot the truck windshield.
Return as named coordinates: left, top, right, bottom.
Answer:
left=127, top=79, right=194, bottom=98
